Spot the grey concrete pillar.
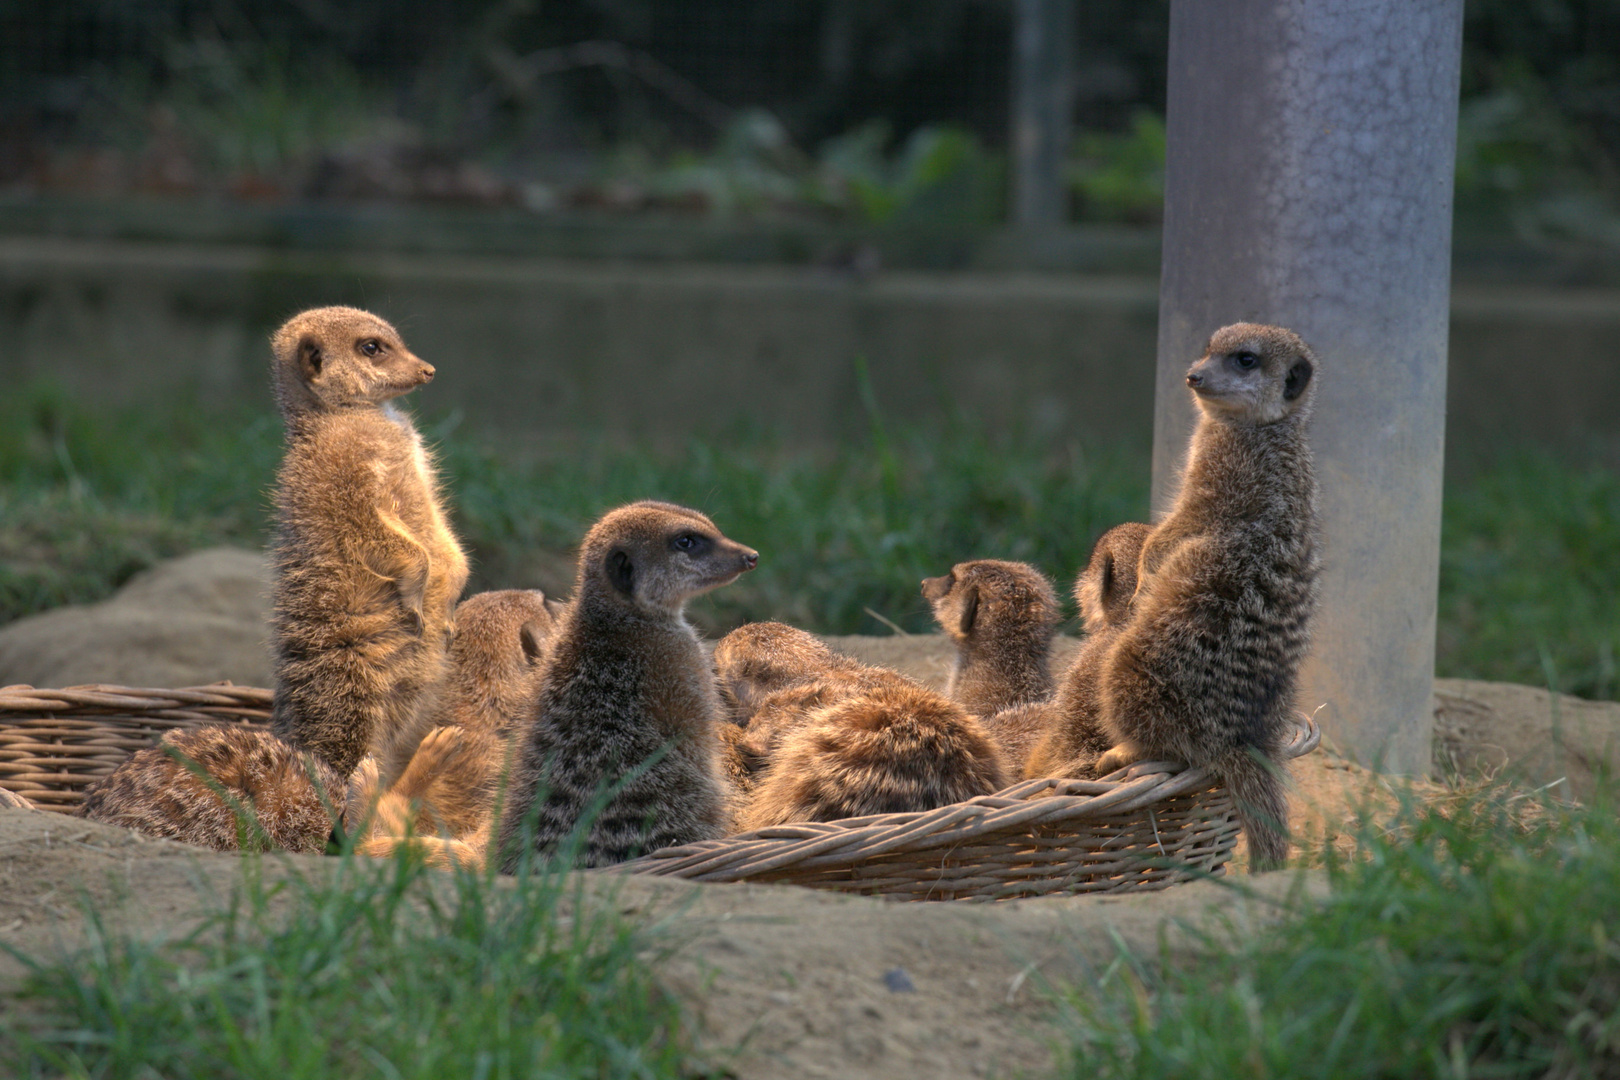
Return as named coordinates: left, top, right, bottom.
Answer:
left=1153, top=1, right=1464, bottom=773
left=1010, top=0, right=1075, bottom=225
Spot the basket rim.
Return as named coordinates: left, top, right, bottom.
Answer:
left=620, top=712, right=1320, bottom=880
left=0, top=682, right=274, bottom=715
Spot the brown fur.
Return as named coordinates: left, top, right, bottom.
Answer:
left=712, top=619, right=866, bottom=725
left=717, top=623, right=1010, bottom=831
left=77, top=726, right=347, bottom=854
left=267, top=306, right=469, bottom=782
left=496, top=502, right=757, bottom=870
left=357, top=589, right=559, bottom=863
left=1022, top=522, right=1153, bottom=779
left=1097, top=323, right=1320, bottom=870
left=922, top=559, right=1060, bottom=719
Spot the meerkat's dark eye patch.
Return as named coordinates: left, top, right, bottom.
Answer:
left=1231, top=350, right=1260, bottom=370
left=1284, top=357, right=1314, bottom=400
left=606, top=549, right=635, bottom=595
left=671, top=532, right=710, bottom=554
left=359, top=339, right=382, bottom=358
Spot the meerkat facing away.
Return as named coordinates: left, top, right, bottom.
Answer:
left=922, top=559, right=1061, bottom=719
left=1022, top=522, right=1153, bottom=779
left=711, top=619, right=867, bottom=724
left=355, top=589, right=559, bottom=862
left=77, top=726, right=347, bottom=854
left=495, top=502, right=757, bottom=871
left=267, top=306, right=469, bottom=783
left=717, top=622, right=1010, bottom=831
left=1096, top=323, right=1320, bottom=869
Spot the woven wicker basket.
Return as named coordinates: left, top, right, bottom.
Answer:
left=623, top=714, right=1321, bottom=901
left=0, top=683, right=272, bottom=813
left=0, top=683, right=1320, bottom=901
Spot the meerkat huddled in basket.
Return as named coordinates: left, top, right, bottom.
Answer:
left=926, top=323, right=1319, bottom=870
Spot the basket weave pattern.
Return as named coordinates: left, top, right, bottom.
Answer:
left=0, top=684, right=272, bottom=813
left=624, top=715, right=1320, bottom=901
left=0, top=684, right=1320, bottom=901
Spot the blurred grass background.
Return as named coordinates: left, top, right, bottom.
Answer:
left=2, top=381, right=1614, bottom=701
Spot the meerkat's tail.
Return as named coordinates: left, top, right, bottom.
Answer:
left=1218, top=747, right=1291, bottom=871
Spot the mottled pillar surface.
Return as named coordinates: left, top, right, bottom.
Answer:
left=1154, top=1, right=1464, bottom=772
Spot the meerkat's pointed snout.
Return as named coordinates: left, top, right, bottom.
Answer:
left=740, top=549, right=759, bottom=571
left=417, top=361, right=435, bottom=384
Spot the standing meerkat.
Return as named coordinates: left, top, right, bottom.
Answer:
left=1096, top=323, right=1320, bottom=869
left=77, top=726, right=347, bottom=854
left=922, top=559, right=1061, bottom=719
left=1021, top=522, right=1153, bottom=779
left=354, top=589, right=560, bottom=862
left=715, top=622, right=1010, bottom=831
left=267, top=306, right=469, bottom=783
left=495, top=502, right=758, bottom=871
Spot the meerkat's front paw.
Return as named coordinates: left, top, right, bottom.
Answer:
left=1094, top=744, right=1140, bottom=777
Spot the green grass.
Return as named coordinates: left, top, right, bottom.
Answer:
left=1055, top=784, right=1620, bottom=1078
left=1, top=381, right=1614, bottom=698
left=0, top=850, right=710, bottom=1079
left=1438, top=448, right=1620, bottom=701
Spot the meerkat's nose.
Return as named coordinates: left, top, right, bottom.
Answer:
left=741, top=551, right=759, bottom=571
left=1186, top=371, right=1204, bottom=389
left=419, top=363, right=435, bottom=383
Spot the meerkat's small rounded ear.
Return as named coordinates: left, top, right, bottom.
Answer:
left=958, top=584, right=980, bottom=635
left=1284, top=358, right=1314, bottom=401
left=1097, top=553, right=1117, bottom=608
left=299, top=338, right=323, bottom=381
left=606, top=549, right=635, bottom=596
left=519, top=621, right=547, bottom=663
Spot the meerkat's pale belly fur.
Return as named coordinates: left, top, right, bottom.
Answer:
left=270, top=405, right=469, bottom=780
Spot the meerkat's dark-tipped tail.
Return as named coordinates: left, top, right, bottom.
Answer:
left=1218, top=747, right=1290, bottom=871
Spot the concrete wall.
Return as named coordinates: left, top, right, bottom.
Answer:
left=2, top=235, right=1616, bottom=458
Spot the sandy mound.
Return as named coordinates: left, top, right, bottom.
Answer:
left=0, top=547, right=271, bottom=689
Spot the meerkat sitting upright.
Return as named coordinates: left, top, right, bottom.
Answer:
left=1021, top=522, right=1153, bottom=779
left=714, top=622, right=1010, bottom=831
left=267, top=307, right=469, bottom=784
left=923, top=559, right=1061, bottom=718
left=77, top=726, right=348, bottom=854
left=1095, top=323, right=1320, bottom=870
left=495, top=502, right=757, bottom=871
left=354, top=589, right=560, bottom=863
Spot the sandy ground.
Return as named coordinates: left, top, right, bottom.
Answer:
left=4, top=565, right=1617, bottom=1077
left=0, top=808, right=1323, bottom=1079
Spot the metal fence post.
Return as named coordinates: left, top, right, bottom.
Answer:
left=1153, top=1, right=1465, bottom=773
left=1010, top=0, right=1075, bottom=226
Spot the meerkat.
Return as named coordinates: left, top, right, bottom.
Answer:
left=77, top=726, right=348, bottom=854
left=354, top=589, right=560, bottom=863
left=711, top=618, right=868, bottom=725
left=715, top=622, right=1010, bottom=831
left=923, top=559, right=1061, bottom=719
left=1021, top=522, right=1153, bottom=779
left=495, top=502, right=758, bottom=871
left=267, top=306, right=469, bottom=783
left=1095, top=323, right=1320, bottom=870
